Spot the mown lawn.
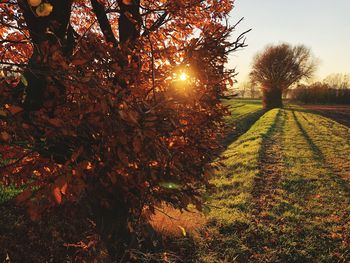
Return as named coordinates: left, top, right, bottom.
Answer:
left=222, top=98, right=265, bottom=144
left=196, top=105, right=350, bottom=262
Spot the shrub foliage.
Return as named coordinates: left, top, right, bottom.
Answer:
left=0, top=0, right=247, bottom=253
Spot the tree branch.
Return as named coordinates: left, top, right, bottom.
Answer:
left=142, top=12, right=168, bottom=37
left=90, top=0, right=119, bottom=46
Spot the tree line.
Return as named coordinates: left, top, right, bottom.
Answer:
left=290, top=74, right=350, bottom=104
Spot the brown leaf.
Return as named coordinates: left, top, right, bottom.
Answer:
left=132, top=136, right=142, bottom=153
left=71, top=146, right=83, bottom=162
left=28, top=203, right=41, bottom=221
left=6, top=105, right=23, bottom=115
left=16, top=189, right=32, bottom=203
left=48, top=118, right=63, bottom=127
left=0, top=131, right=11, bottom=142
left=117, top=148, right=129, bottom=164
left=71, top=57, right=89, bottom=66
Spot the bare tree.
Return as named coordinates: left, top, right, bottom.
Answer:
left=238, top=82, right=247, bottom=98
left=248, top=82, right=259, bottom=98
left=250, top=43, right=317, bottom=109
left=324, top=73, right=350, bottom=89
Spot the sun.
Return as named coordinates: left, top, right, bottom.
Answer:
left=179, top=72, right=188, bottom=81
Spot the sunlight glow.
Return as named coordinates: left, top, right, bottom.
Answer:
left=179, top=72, right=188, bottom=81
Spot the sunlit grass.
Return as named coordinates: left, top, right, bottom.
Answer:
left=196, top=106, right=350, bottom=262
left=222, top=98, right=262, bottom=123
left=196, top=109, right=280, bottom=262
left=222, top=98, right=264, bottom=144
left=294, top=110, right=350, bottom=177
left=0, top=185, right=22, bottom=204
left=149, top=204, right=206, bottom=239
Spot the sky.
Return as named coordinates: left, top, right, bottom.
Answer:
left=228, top=0, right=350, bottom=84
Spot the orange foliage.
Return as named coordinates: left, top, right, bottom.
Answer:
left=0, top=0, right=245, bottom=228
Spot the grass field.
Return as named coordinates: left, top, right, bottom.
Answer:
left=221, top=99, right=265, bottom=144
left=196, top=101, right=350, bottom=262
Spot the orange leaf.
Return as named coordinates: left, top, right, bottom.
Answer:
left=53, top=187, right=62, bottom=204
left=7, top=105, right=23, bottom=115
left=228, top=78, right=234, bottom=86
left=61, top=183, right=68, bottom=195
left=122, top=0, right=132, bottom=5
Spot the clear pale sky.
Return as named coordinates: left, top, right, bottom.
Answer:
left=228, top=0, right=350, bottom=84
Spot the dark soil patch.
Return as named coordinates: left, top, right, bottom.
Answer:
left=300, top=104, right=350, bottom=127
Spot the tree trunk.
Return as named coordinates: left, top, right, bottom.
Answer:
left=118, top=0, right=141, bottom=44
left=89, top=196, right=131, bottom=261
left=262, top=87, right=283, bottom=109
left=16, top=0, right=73, bottom=112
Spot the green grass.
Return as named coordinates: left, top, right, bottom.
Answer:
left=275, top=110, right=349, bottom=262
left=0, top=156, right=23, bottom=204
left=222, top=98, right=264, bottom=144
left=294, top=110, right=350, bottom=175
left=197, top=109, right=280, bottom=262
left=222, top=98, right=262, bottom=125
left=0, top=185, right=22, bottom=204
left=196, top=105, right=350, bottom=262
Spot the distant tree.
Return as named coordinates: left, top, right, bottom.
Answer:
left=250, top=43, right=316, bottom=109
left=248, top=82, right=260, bottom=98
left=323, top=73, right=350, bottom=89
left=238, top=82, right=247, bottom=98
left=239, top=81, right=260, bottom=98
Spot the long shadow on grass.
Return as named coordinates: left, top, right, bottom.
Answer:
left=292, top=110, right=350, bottom=198
left=293, top=104, right=350, bottom=128
left=256, top=109, right=283, bottom=161
left=222, top=109, right=266, bottom=147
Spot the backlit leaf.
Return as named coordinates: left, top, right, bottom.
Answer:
left=53, top=187, right=62, bottom=204
left=178, top=225, right=187, bottom=237
left=6, top=105, right=23, bottom=115
left=20, top=75, right=28, bottom=86
left=36, top=3, right=53, bottom=17
left=159, top=181, right=182, bottom=190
